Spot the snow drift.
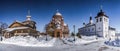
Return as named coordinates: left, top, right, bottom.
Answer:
left=1, top=36, right=99, bottom=47
left=1, top=36, right=55, bottom=47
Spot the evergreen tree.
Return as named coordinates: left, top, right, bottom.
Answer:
left=76, top=33, right=81, bottom=38
left=71, top=32, right=75, bottom=37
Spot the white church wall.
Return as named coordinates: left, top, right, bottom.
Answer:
left=109, top=30, right=116, bottom=39
left=95, top=17, right=104, bottom=37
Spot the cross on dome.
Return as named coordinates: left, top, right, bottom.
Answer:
left=100, top=5, right=103, bottom=12
left=26, top=10, right=31, bottom=21
left=55, top=9, right=62, bottom=16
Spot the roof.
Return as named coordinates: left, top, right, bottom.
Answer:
left=54, top=10, right=62, bottom=16
left=22, top=20, right=36, bottom=24
left=55, top=12, right=62, bottom=16
left=79, top=23, right=95, bottom=30
left=4, top=27, right=29, bottom=32
left=109, top=26, right=116, bottom=30
left=95, top=10, right=109, bottom=18
left=9, top=21, right=25, bottom=28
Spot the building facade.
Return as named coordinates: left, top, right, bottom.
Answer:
left=3, top=10, right=39, bottom=38
left=45, top=10, right=69, bottom=38
left=78, top=8, right=116, bottom=38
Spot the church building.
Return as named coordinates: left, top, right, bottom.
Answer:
left=78, top=7, right=116, bottom=39
left=3, top=10, right=39, bottom=38
left=45, top=10, right=69, bottom=38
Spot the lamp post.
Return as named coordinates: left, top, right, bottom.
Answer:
left=45, top=33, right=48, bottom=41
left=45, top=24, right=48, bottom=41
left=73, top=25, right=75, bottom=41
left=1, top=30, right=3, bottom=41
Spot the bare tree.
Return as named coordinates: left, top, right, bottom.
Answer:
left=0, top=22, right=8, bottom=35
left=0, top=22, right=8, bottom=41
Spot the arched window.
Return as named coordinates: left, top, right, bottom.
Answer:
left=92, top=28, right=94, bottom=31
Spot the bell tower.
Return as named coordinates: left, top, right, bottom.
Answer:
left=95, top=6, right=109, bottom=38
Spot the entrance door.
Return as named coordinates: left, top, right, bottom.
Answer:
left=57, top=32, right=60, bottom=37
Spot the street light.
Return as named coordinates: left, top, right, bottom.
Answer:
left=45, top=33, right=48, bottom=41
left=45, top=24, right=48, bottom=41
left=73, top=25, right=75, bottom=41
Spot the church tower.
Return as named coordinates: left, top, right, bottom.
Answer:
left=46, top=10, right=69, bottom=38
left=22, top=10, right=36, bottom=30
left=95, top=6, right=109, bottom=38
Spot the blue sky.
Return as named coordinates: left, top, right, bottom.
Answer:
left=0, top=0, right=120, bottom=33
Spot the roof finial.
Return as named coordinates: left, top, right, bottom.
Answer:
left=28, top=10, right=30, bottom=16
left=55, top=9, right=62, bottom=15
left=90, top=13, right=92, bottom=16
left=56, top=9, right=59, bottom=12
left=100, top=5, right=103, bottom=12
left=26, top=10, right=31, bottom=21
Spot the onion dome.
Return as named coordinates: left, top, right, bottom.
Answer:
left=54, top=9, right=62, bottom=16
left=95, top=9, right=108, bottom=18
left=95, top=6, right=109, bottom=18
left=52, top=10, right=63, bottom=19
left=55, top=12, right=62, bottom=16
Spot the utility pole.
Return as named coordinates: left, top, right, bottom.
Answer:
left=45, top=24, right=48, bottom=41
left=73, top=25, right=75, bottom=41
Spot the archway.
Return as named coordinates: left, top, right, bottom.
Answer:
left=56, top=32, right=60, bottom=37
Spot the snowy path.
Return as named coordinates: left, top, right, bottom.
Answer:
left=0, top=40, right=117, bottom=51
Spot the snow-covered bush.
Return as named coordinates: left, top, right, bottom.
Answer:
left=105, top=38, right=120, bottom=47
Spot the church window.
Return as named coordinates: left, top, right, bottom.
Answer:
left=15, top=31, right=18, bottom=33
left=92, top=28, right=94, bottom=31
left=99, top=27, right=101, bottom=29
left=100, top=18, right=102, bottom=22
left=96, top=19, right=98, bottom=22
left=21, top=30, right=23, bottom=33
left=104, top=18, right=106, bottom=21
left=106, top=19, right=107, bottom=22
left=88, top=28, right=90, bottom=32
left=85, top=29, right=86, bottom=31
left=28, top=30, right=30, bottom=33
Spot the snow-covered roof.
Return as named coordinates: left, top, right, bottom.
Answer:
left=4, top=27, right=29, bottom=32
left=55, top=12, right=62, bottom=16
left=64, top=23, right=67, bottom=26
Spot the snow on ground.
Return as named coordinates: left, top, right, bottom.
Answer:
left=0, top=36, right=120, bottom=51
left=1, top=36, right=55, bottom=47
left=105, top=37, right=120, bottom=47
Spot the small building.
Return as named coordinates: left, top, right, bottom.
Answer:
left=3, top=10, right=39, bottom=38
left=78, top=7, right=116, bottom=38
left=45, top=10, right=69, bottom=38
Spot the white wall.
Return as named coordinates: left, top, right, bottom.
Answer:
left=95, top=16, right=109, bottom=38
left=109, top=30, right=115, bottom=39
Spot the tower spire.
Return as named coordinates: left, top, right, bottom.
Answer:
left=90, top=13, right=92, bottom=17
left=56, top=9, right=59, bottom=12
left=28, top=10, right=30, bottom=16
left=26, top=10, right=31, bottom=21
